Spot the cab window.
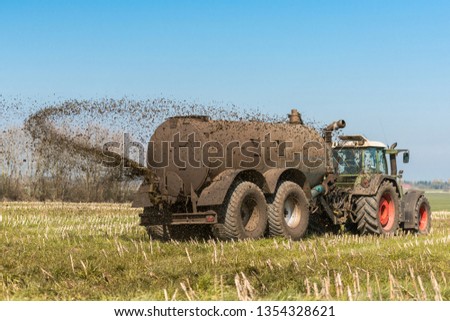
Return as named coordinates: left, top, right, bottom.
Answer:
left=334, top=147, right=388, bottom=175
left=363, top=148, right=388, bottom=174
left=363, top=149, right=377, bottom=173
left=377, top=149, right=388, bottom=174
left=334, top=149, right=362, bottom=175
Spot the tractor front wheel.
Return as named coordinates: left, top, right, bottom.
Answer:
left=415, top=195, right=432, bottom=235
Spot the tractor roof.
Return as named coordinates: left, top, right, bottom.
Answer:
left=334, top=135, right=387, bottom=149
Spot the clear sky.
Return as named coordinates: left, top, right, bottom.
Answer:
left=1, top=0, right=449, bottom=181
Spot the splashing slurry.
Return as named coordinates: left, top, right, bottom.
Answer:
left=1, top=97, right=328, bottom=202
left=21, top=98, right=291, bottom=177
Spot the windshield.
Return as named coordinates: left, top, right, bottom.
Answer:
left=333, top=147, right=387, bottom=175
left=334, top=149, right=363, bottom=174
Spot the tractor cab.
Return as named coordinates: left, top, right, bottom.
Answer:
left=332, top=135, right=410, bottom=188
left=333, top=135, right=389, bottom=176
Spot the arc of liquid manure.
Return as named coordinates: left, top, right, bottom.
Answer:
left=24, top=107, right=154, bottom=180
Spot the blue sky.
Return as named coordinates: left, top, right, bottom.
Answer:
left=1, top=0, right=450, bottom=180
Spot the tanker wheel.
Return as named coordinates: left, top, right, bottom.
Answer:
left=223, top=181, right=268, bottom=240
left=143, top=206, right=212, bottom=241
left=415, top=195, right=431, bottom=235
left=146, top=225, right=169, bottom=241
left=268, top=181, right=309, bottom=240
left=211, top=223, right=228, bottom=240
left=146, top=225, right=212, bottom=241
left=355, top=181, right=400, bottom=235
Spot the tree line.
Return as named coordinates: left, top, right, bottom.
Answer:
left=406, top=180, right=450, bottom=192
left=0, top=126, right=139, bottom=202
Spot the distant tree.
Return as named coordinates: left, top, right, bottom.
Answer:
left=1, top=124, right=139, bottom=203
left=0, top=127, right=34, bottom=200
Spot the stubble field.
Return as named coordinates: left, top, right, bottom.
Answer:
left=1, top=193, right=449, bottom=301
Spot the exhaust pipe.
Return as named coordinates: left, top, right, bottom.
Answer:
left=325, top=120, right=346, bottom=132
left=324, top=119, right=346, bottom=143
left=323, top=119, right=346, bottom=174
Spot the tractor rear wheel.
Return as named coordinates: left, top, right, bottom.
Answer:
left=268, top=181, right=309, bottom=240
left=223, top=181, right=268, bottom=240
left=355, top=181, right=400, bottom=235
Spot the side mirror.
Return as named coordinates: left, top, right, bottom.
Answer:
left=403, top=151, right=410, bottom=164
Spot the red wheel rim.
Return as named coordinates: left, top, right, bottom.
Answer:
left=378, top=193, right=395, bottom=231
left=419, top=205, right=428, bottom=231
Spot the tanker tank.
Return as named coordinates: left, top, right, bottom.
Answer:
left=133, top=109, right=345, bottom=240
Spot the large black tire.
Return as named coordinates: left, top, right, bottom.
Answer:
left=146, top=225, right=169, bottom=241
left=355, top=181, right=400, bottom=235
left=268, top=181, right=309, bottom=240
left=146, top=225, right=212, bottom=241
left=414, top=195, right=432, bottom=235
left=223, top=181, right=268, bottom=240
left=211, top=223, right=228, bottom=240
left=143, top=208, right=212, bottom=241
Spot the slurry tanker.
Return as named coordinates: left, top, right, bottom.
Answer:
left=133, top=109, right=431, bottom=240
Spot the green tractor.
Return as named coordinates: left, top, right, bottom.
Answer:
left=316, top=135, right=431, bottom=235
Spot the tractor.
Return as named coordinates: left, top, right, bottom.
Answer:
left=133, top=110, right=431, bottom=240
left=315, top=135, right=431, bottom=235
